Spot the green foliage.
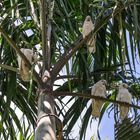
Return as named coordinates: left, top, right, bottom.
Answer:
left=1, top=0, right=140, bottom=139
left=115, top=117, right=140, bottom=140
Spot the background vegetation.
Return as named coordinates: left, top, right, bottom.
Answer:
left=0, top=0, right=140, bottom=139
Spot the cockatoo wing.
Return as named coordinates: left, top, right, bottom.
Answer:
left=92, top=99, right=104, bottom=117
left=91, top=85, right=101, bottom=117
left=87, top=34, right=96, bottom=53
left=121, top=92, right=132, bottom=103
left=17, top=50, right=28, bottom=81
left=120, top=105, right=129, bottom=121
left=20, top=60, right=30, bottom=81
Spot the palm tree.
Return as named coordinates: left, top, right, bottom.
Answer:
left=0, top=0, right=140, bottom=139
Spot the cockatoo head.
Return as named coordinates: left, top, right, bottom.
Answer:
left=119, top=83, right=128, bottom=89
left=98, top=80, right=107, bottom=86
left=85, top=15, right=91, bottom=21
left=101, top=80, right=107, bottom=85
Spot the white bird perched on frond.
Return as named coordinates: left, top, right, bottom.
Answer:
left=82, top=15, right=96, bottom=53
left=91, top=80, right=107, bottom=118
left=116, top=83, right=132, bottom=121
left=17, top=48, right=37, bottom=81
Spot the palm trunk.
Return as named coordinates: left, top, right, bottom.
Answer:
left=35, top=90, right=56, bottom=140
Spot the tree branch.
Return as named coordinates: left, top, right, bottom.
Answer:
left=46, top=21, right=52, bottom=70
left=0, top=26, right=42, bottom=86
left=46, top=0, right=54, bottom=70
left=53, top=91, right=140, bottom=110
left=40, top=0, right=54, bottom=72
left=29, top=0, right=40, bottom=28
left=40, top=0, right=47, bottom=71
left=51, top=35, right=83, bottom=83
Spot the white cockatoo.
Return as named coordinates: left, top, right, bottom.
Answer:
left=91, top=80, right=107, bottom=117
left=17, top=48, right=37, bottom=81
left=82, top=15, right=96, bottom=53
left=116, top=83, right=132, bottom=121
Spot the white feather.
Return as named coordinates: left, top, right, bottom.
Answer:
left=82, top=16, right=96, bottom=53
left=117, top=83, right=132, bottom=121
left=17, top=48, right=37, bottom=81
left=91, top=80, right=107, bottom=117
left=82, top=16, right=94, bottom=38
